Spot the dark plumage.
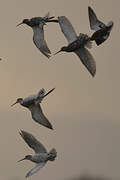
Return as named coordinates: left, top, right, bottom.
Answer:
left=88, top=6, right=113, bottom=45
left=55, top=16, right=96, bottom=77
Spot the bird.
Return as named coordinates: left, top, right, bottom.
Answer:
left=11, top=88, right=55, bottom=129
left=17, top=13, right=58, bottom=58
left=54, top=16, right=96, bottom=77
left=18, top=130, right=57, bottom=178
left=88, top=6, right=114, bottom=45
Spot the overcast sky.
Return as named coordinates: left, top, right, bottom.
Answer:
left=0, top=0, right=120, bottom=179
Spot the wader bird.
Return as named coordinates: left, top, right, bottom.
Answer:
left=88, top=6, right=113, bottom=45
left=11, top=88, right=55, bottom=130
left=18, top=130, right=57, bottom=178
left=17, top=13, right=58, bottom=58
left=55, top=16, right=96, bottom=77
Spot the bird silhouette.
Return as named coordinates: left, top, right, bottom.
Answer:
left=11, top=88, right=55, bottom=129
left=17, top=13, right=58, bottom=58
left=88, top=6, right=113, bottom=45
left=18, top=130, right=57, bottom=178
left=55, top=16, right=96, bottom=77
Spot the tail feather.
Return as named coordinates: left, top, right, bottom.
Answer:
left=44, top=12, right=50, bottom=19
left=49, top=148, right=57, bottom=154
left=38, top=88, right=46, bottom=98
left=95, top=38, right=106, bottom=46
left=48, top=148, right=57, bottom=161
left=107, top=21, right=114, bottom=32
left=44, top=12, right=58, bottom=22
left=107, top=21, right=114, bottom=28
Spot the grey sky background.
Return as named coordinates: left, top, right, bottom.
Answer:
left=0, top=0, right=120, bottom=179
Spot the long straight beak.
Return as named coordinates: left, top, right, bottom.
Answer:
left=11, top=101, right=18, bottom=107
left=54, top=50, right=61, bottom=55
left=43, top=88, right=55, bottom=98
left=17, top=157, right=26, bottom=162
left=16, top=22, right=23, bottom=27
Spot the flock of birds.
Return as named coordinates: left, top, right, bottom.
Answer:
left=11, top=6, right=113, bottom=178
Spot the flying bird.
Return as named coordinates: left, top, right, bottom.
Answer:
left=88, top=6, right=113, bottom=45
left=18, top=130, right=57, bottom=178
left=55, top=16, right=96, bottom=77
left=17, top=13, right=58, bottom=58
left=11, top=88, right=55, bottom=129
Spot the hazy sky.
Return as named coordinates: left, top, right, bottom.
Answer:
left=0, top=0, right=120, bottom=179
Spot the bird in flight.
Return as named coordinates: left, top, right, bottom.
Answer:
left=88, top=6, right=113, bottom=45
left=55, top=16, right=96, bottom=77
left=11, top=88, right=55, bottom=129
left=17, top=13, right=58, bottom=58
left=18, top=130, right=57, bottom=178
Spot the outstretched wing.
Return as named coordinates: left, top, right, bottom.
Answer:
left=58, top=16, right=77, bottom=43
left=74, top=48, right=96, bottom=77
left=26, top=162, right=46, bottom=178
left=19, top=130, right=47, bottom=153
left=88, top=6, right=105, bottom=31
left=29, top=104, right=53, bottom=130
left=32, top=24, right=51, bottom=58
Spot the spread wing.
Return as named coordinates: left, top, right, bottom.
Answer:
left=74, top=48, right=96, bottom=77
left=88, top=6, right=105, bottom=31
left=32, top=24, right=51, bottom=58
left=26, top=162, right=46, bottom=178
left=19, top=130, right=47, bottom=153
left=58, top=16, right=77, bottom=43
left=28, top=104, right=53, bottom=130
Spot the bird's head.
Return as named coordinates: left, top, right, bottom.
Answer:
left=54, top=46, right=67, bottom=55
left=11, top=98, right=23, bottom=107
left=18, top=155, right=32, bottom=162
left=61, top=46, right=68, bottom=51
left=16, top=19, right=30, bottom=27
left=22, top=19, right=30, bottom=24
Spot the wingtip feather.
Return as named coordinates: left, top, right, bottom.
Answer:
left=47, top=124, right=54, bottom=130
